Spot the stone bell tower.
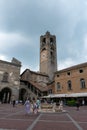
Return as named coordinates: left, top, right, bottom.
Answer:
left=40, top=31, right=57, bottom=80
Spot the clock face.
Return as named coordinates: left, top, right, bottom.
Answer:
left=41, top=51, right=47, bottom=62
left=41, top=53, right=46, bottom=58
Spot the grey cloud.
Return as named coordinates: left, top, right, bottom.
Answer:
left=0, top=0, right=87, bottom=70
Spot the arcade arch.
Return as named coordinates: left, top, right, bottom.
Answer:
left=19, top=88, right=27, bottom=102
left=0, top=87, right=11, bottom=103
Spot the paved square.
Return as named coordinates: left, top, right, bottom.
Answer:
left=0, top=104, right=87, bottom=130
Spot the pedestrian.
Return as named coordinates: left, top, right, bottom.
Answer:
left=59, top=100, right=63, bottom=111
left=24, top=98, right=31, bottom=114
left=32, top=98, right=38, bottom=114
left=82, top=99, right=85, bottom=106
left=36, top=98, right=41, bottom=112
left=13, top=100, right=16, bottom=107
left=76, top=100, right=80, bottom=111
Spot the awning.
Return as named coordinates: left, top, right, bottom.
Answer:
left=66, top=93, right=87, bottom=97
left=42, top=93, right=87, bottom=98
left=41, top=94, right=66, bottom=98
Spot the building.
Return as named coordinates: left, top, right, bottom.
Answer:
left=20, top=31, right=57, bottom=102
left=0, top=31, right=87, bottom=104
left=0, top=58, right=21, bottom=103
left=52, top=62, right=87, bottom=104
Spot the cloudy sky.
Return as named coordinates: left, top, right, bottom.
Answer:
left=0, top=0, right=87, bottom=73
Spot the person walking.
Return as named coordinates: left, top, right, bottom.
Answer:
left=76, top=100, right=80, bottom=111
left=32, top=98, right=38, bottom=114
left=82, top=99, right=85, bottom=106
left=36, top=98, right=41, bottom=112
left=24, top=98, right=31, bottom=114
left=13, top=100, right=16, bottom=107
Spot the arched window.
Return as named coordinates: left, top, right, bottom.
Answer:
left=43, top=38, right=46, bottom=43
left=67, top=80, right=72, bottom=90
left=50, top=38, right=53, bottom=44
left=2, top=72, right=9, bottom=82
left=80, top=78, right=86, bottom=88
left=57, top=82, right=61, bottom=90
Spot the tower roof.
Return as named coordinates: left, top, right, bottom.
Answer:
left=46, top=31, right=50, bottom=35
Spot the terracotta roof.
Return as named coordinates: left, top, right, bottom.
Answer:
left=20, top=79, right=49, bottom=92
left=20, top=69, right=49, bottom=77
left=28, top=80, right=49, bottom=92
left=56, top=62, right=87, bottom=74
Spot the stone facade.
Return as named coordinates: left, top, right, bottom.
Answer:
left=0, top=58, right=21, bottom=103
left=20, top=69, right=51, bottom=101
left=21, top=69, right=50, bottom=86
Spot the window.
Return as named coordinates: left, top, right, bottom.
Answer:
left=57, top=74, right=59, bottom=77
left=43, top=38, right=46, bottom=43
left=50, top=38, right=53, bottom=44
left=80, top=78, right=86, bottom=88
left=67, top=80, right=72, bottom=90
left=67, top=72, right=70, bottom=75
left=79, top=69, right=83, bottom=73
left=42, top=48, right=46, bottom=51
left=48, top=89, right=52, bottom=94
left=50, top=51, right=53, bottom=57
left=2, top=72, right=9, bottom=82
left=57, top=82, right=61, bottom=90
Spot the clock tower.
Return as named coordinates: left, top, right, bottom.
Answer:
left=40, top=31, right=57, bottom=80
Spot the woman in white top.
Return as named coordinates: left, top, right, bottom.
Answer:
left=24, top=98, right=31, bottom=114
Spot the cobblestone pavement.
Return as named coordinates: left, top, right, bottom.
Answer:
left=0, top=104, right=87, bottom=130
